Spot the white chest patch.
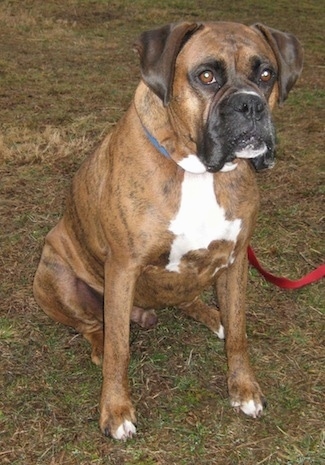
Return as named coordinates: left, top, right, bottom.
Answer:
left=166, top=172, right=242, bottom=272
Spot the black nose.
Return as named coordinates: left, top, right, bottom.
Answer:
left=232, top=93, right=266, bottom=121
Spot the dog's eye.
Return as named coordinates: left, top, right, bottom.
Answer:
left=199, top=70, right=216, bottom=85
left=260, top=69, right=273, bottom=83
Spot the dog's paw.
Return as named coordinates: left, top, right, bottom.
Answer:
left=113, top=420, right=137, bottom=441
left=231, top=398, right=266, bottom=418
left=214, top=323, right=225, bottom=340
left=100, top=402, right=137, bottom=441
left=228, top=373, right=266, bottom=418
left=131, top=306, right=158, bottom=329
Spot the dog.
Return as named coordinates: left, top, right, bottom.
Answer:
left=33, top=21, right=303, bottom=440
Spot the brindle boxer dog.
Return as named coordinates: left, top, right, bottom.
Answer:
left=33, top=21, right=303, bottom=440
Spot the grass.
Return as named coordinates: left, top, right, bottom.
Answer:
left=0, top=1, right=324, bottom=464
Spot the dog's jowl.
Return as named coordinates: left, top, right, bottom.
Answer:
left=33, top=21, right=303, bottom=440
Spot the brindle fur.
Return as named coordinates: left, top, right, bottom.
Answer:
left=33, top=21, right=303, bottom=439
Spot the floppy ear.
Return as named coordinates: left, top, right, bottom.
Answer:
left=252, top=24, right=304, bottom=104
left=134, top=22, right=202, bottom=106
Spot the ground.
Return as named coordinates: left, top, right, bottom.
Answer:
left=0, top=1, right=324, bottom=464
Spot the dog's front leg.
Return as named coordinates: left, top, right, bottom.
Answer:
left=99, top=259, right=138, bottom=441
left=216, top=249, right=266, bottom=418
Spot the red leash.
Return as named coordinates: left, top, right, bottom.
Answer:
left=247, top=246, right=325, bottom=289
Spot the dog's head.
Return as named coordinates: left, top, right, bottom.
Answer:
left=134, top=22, right=303, bottom=173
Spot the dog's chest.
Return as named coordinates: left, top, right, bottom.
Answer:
left=166, top=172, right=242, bottom=272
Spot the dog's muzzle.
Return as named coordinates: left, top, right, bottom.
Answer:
left=198, top=90, right=276, bottom=173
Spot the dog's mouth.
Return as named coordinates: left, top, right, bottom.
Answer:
left=235, top=137, right=267, bottom=159
left=182, top=137, right=275, bottom=174
left=220, top=137, right=275, bottom=173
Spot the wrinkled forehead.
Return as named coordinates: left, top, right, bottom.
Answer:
left=177, top=22, right=277, bottom=71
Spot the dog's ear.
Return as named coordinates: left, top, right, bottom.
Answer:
left=134, top=22, right=202, bottom=106
left=252, top=24, right=304, bottom=104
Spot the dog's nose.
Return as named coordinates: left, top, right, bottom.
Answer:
left=232, top=93, right=266, bottom=121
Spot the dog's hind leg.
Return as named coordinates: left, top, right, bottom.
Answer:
left=34, top=250, right=158, bottom=365
left=33, top=251, right=105, bottom=365
left=179, top=297, right=224, bottom=339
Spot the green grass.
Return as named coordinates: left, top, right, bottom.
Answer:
left=0, top=1, right=324, bottom=464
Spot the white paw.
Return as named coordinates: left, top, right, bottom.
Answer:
left=113, top=420, right=137, bottom=441
left=231, top=399, right=263, bottom=418
left=215, top=324, right=225, bottom=340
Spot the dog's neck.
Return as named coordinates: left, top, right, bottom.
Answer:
left=134, top=103, right=208, bottom=174
left=141, top=119, right=208, bottom=173
left=140, top=121, right=171, bottom=160
left=133, top=84, right=208, bottom=174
